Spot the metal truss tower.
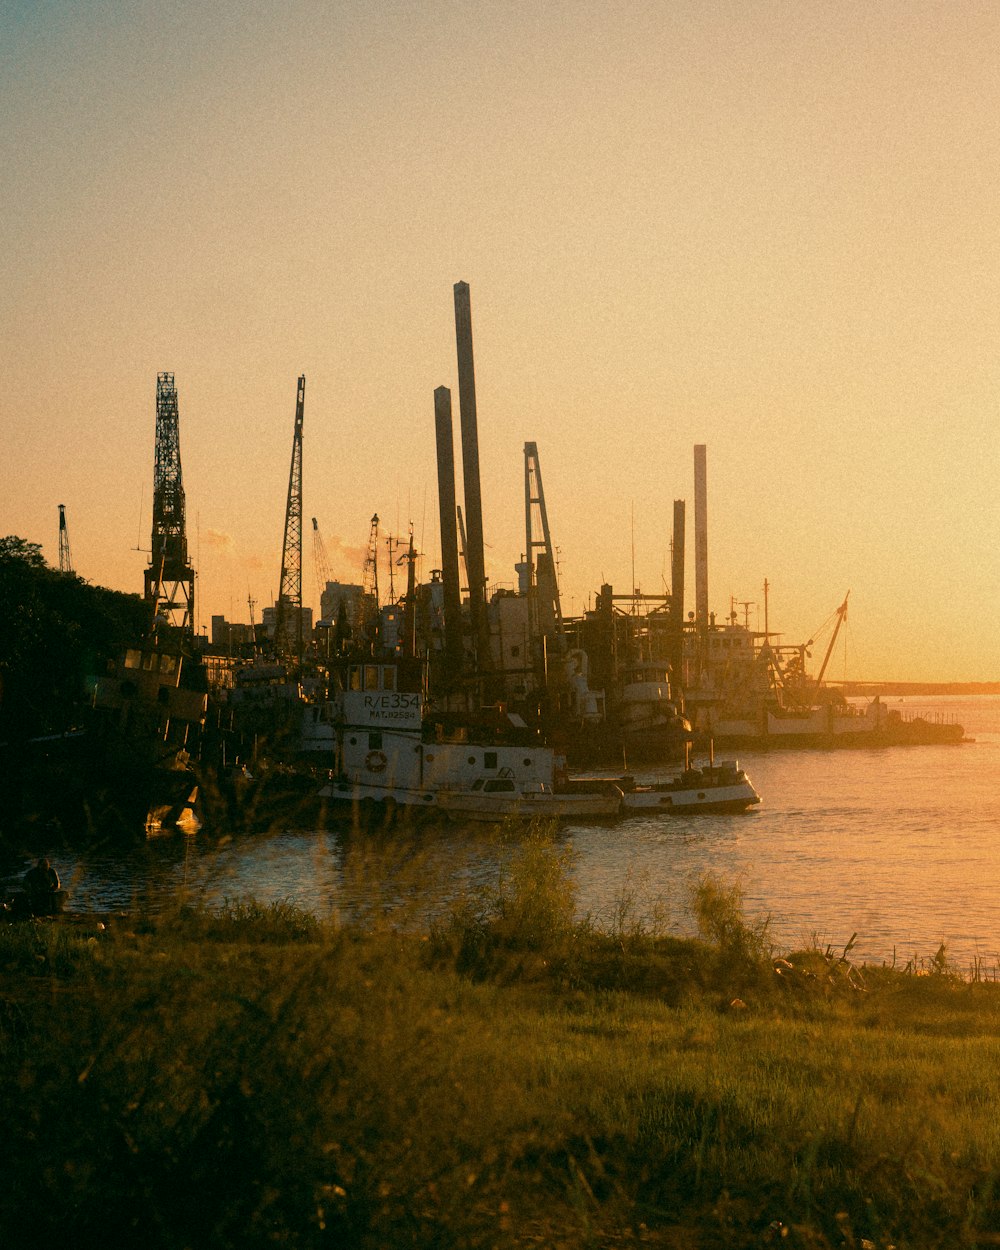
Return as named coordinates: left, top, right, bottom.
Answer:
left=523, top=440, right=564, bottom=646
left=274, top=375, right=306, bottom=658
left=57, top=504, right=74, bottom=574
left=144, top=373, right=195, bottom=632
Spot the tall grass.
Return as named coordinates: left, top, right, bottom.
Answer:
left=3, top=834, right=1000, bottom=1247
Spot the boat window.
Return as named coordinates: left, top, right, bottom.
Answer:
left=142, top=652, right=157, bottom=671
left=368, top=731, right=383, bottom=750
left=467, top=756, right=476, bottom=765
left=124, top=649, right=142, bottom=669
left=365, top=665, right=379, bottom=691
left=382, top=667, right=396, bottom=691
left=472, top=779, right=485, bottom=791
left=349, top=667, right=361, bottom=691
left=159, top=655, right=177, bottom=675
left=484, top=751, right=497, bottom=769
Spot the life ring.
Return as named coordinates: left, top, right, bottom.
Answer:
left=365, top=749, right=388, bottom=774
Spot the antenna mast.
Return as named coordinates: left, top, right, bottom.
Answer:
left=274, top=375, right=305, bottom=659
left=144, top=372, right=195, bottom=632
left=57, top=504, right=74, bottom=574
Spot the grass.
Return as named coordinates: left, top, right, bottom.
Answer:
left=3, top=830, right=1000, bottom=1248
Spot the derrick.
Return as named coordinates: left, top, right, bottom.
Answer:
left=144, top=372, right=195, bottom=632
left=274, top=375, right=306, bottom=659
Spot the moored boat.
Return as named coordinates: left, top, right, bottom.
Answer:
left=436, top=771, right=622, bottom=822
left=620, top=758, right=760, bottom=814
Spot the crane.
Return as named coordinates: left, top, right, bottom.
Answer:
left=357, top=513, right=379, bottom=645
left=274, top=375, right=305, bottom=659
left=57, top=504, right=74, bottom=574
left=312, top=516, right=332, bottom=606
left=143, top=372, right=195, bottom=632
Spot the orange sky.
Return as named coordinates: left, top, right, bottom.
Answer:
left=3, top=1, right=998, bottom=681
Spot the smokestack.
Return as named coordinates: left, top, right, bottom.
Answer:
left=453, top=281, right=488, bottom=651
left=671, top=498, right=685, bottom=675
left=694, top=445, right=708, bottom=631
left=434, top=386, right=464, bottom=676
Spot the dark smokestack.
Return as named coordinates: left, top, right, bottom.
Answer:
left=694, top=444, right=708, bottom=631
left=434, top=386, right=464, bottom=676
left=671, top=498, right=686, bottom=676
left=453, top=281, right=487, bottom=652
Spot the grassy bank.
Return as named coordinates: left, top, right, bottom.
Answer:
left=3, top=831, right=1000, bottom=1248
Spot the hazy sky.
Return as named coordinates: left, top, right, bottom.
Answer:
left=3, top=1, right=998, bottom=681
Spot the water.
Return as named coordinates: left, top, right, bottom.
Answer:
left=26, top=694, right=1000, bottom=971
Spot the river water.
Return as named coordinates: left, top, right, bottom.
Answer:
left=29, top=694, right=1000, bottom=972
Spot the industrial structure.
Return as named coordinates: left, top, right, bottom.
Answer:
left=57, top=504, right=74, bottom=575
left=144, top=372, right=195, bottom=632
left=273, top=375, right=306, bottom=659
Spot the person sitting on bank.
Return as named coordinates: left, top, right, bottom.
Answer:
left=23, top=857, right=61, bottom=915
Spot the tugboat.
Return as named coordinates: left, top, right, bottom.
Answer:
left=316, top=660, right=614, bottom=822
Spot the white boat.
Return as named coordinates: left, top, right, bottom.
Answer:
left=317, top=661, right=611, bottom=820
left=620, top=759, right=760, bottom=814
left=436, top=770, right=622, bottom=822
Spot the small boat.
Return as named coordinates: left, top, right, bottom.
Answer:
left=620, top=758, right=760, bottom=814
left=435, top=770, right=622, bottom=822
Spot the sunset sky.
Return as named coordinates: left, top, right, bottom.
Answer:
left=3, top=1, right=998, bottom=682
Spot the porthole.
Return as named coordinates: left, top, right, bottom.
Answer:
left=467, top=756, right=476, bottom=765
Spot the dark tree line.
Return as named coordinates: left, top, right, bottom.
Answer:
left=0, top=536, right=148, bottom=745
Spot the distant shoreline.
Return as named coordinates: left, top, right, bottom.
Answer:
left=831, top=681, right=1000, bottom=697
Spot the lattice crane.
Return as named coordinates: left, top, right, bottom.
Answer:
left=144, top=372, right=195, bottom=632
left=274, top=375, right=305, bottom=658
left=57, top=504, right=74, bottom=575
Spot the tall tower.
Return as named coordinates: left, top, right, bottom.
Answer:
left=57, top=504, right=74, bottom=575
left=144, top=372, right=195, bottom=631
left=274, top=375, right=306, bottom=658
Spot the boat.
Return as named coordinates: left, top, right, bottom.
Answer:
left=684, top=593, right=965, bottom=750
left=435, top=770, right=622, bottom=822
left=89, top=634, right=207, bottom=836
left=619, top=758, right=760, bottom=814
left=316, top=659, right=614, bottom=821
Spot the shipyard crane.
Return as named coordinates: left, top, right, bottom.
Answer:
left=312, top=516, right=333, bottom=606
left=144, top=372, right=195, bottom=632
left=357, top=513, right=379, bottom=644
left=814, top=591, right=850, bottom=688
left=274, top=375, right=305, bottom=660
left=523, top=440, right=564, bottom=648
left=57, top=504, right=74, bottom=575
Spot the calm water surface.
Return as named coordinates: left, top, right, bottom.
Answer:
left=36, top=694, right=1000, bottom=970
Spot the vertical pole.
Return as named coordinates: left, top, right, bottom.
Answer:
left=453, top=281, right=488, bottom=663
left=434, top=386, right=464, bottom=679
left=694, top=445, right=708, bottom=633
left=671, top=498, right=685, bottom=679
